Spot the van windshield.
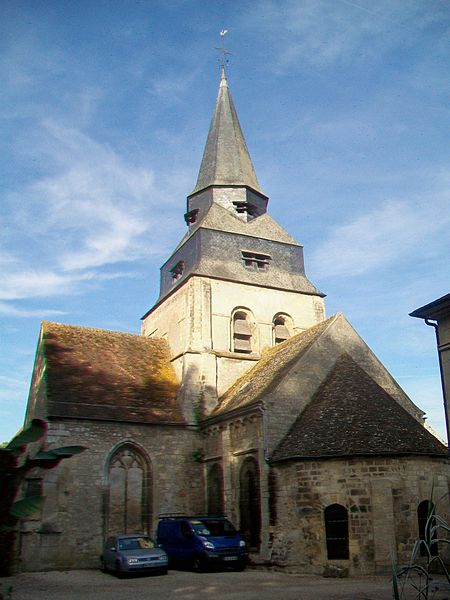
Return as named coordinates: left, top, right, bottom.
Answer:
left=189, top=519, right=236, bottom=537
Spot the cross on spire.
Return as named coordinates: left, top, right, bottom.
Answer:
left=216, top=29, right=231, bottom=71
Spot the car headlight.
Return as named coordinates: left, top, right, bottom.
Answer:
left=239, top=540, right=246, bottom=547
left=203, top=540, right=215, bottom=550
left=127, top=558, right=139, bottom=564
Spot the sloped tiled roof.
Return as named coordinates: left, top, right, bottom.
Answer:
left=271, top=353, right=447, bottom=461
left=41, top=322, right=183, bottom=424
left=211, top=315, right=338, bottom=416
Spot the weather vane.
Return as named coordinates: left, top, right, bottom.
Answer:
left=216, top=29, right=231, bottom=70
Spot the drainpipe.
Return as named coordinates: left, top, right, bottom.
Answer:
left=425, top=319, right=450, bottom=455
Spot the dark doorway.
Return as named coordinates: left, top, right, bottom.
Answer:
left=239, top=457, right=261, bottom=550
left=418, top=500, right=438, bottom=556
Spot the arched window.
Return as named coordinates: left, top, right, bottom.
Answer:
left=232, top=310, right=253, bottom=353
left=106, top=444, right=151, bottom=538
left=418, top=500, right=438, bottom=556
left=272, top=314, right=293, bottom=345
left=239, top=457, right=261, bottom=550
left=324, top=504, right=349, bottom=560
left=207, top=463, right=224, bottom=516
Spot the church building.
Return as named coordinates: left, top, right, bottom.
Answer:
left=21, top=69, right=449, bottom=575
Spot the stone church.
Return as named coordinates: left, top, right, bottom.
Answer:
left=22, top=69, right=449, bottom=575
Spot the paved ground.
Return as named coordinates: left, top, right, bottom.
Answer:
left=3, top=567, right=450, bottom=600
left=0, top=567, right=412, bottom=600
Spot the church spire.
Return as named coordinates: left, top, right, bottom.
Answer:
left=191, top=68, right=265, bottom=197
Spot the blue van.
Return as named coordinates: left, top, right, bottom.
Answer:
left=156, top=515, right=247, bottom=571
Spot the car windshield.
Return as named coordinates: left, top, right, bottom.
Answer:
left=118, top=536, right=154, bottom=550
left=189, top=519, right=236, bottom=537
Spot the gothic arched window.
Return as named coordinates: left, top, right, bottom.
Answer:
left=418, top=500, right=438, bottom=556
left=324, top=504, right=349, bottom=560
left=272, top=314, right=293, bottom=345
left=207, top=463, right=224, bottom=516
left=232, top=310, right=253, bottom=354
left=239, top=457, right=261, bottom=550
left=106, top=444, right=151, bottom=538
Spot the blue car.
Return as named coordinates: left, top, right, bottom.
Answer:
left=157, top=515, right=247, bottom=571
left=101, top=534, right=168, bottom=577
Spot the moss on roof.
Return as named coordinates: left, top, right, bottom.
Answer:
left=41, top=321, right=183, bottom=424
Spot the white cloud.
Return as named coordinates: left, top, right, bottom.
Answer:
left=244, top=0, right=448, bottom=71
left=1, top=119, right=184, bottom=313
left=310, top=184, right=450, bottom=278
left=0, top=302, right=67, bottom=318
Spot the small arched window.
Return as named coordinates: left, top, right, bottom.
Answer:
left=232, top=311, right=253, bottom=353
left=418, top=500, right=438, bottom=556
left=324, top=504, right=349, bottom=560
left=273, top=314, right=293, bottom=345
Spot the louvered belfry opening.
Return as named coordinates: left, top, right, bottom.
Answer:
left=233, top=311, right=252, bottom=353
left=273, top=315, right=290, bottom=344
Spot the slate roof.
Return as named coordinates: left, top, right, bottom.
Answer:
left=271, top=353, right=447, bottom=461
left=174, top=203, right=301, bottom=252
left=212, top=315, right=338, bottom=416
left=40, top=321, right=184, bottom=424
left=191, top=69, right=264, bottom=196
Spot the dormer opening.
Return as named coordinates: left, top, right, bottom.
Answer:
left=184, top=208, right=199, bottom=225
left=233, top=201, right=258, bottom=217
left=170, top=261, right=184, bottom=283
left=241, top=251, right=271, bottom=272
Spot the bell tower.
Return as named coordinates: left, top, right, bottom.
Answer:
left=141, top=69, right=326, bottom=422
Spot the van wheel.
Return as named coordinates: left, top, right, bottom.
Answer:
left=193, top=557, right=204, bottom=572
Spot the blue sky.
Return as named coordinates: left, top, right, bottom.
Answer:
left=2, top=0, right=449, bottom=442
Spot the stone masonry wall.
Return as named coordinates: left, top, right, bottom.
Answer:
left=19, top=418, right=203, bottom=571
left=270, top=455, right=450, bottom=575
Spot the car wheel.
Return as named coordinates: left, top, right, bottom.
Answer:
left=115, top=561, right=124, bottom=579
left=100, top=557, right=107, bottom=573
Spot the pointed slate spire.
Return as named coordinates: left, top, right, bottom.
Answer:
left=191, top=68, right=265, bottom=196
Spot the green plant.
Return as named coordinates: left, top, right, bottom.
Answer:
left=0, top=418, right=86, bottom=575
left=192, top=448, right=204, bottom=463
left=392, top=496, right=450, bottom=599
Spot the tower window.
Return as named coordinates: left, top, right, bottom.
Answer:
left=170, top=261, right=184, bottom=282
left=232, top=311, right=252, bottom=353
left=184, top=209, right=199, bottom=225
left=273, top=314, right=293, bottom=345
left=241, top=251, right=271, bottom=271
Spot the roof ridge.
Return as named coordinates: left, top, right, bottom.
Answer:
left=42, top=321, right=152, bottom=342
left=270, top=352, right=447, bottom=461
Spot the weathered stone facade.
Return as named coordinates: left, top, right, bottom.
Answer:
left=20, top=420, right=203, bottom=571
left=20, top=69, right=449, bottom=575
